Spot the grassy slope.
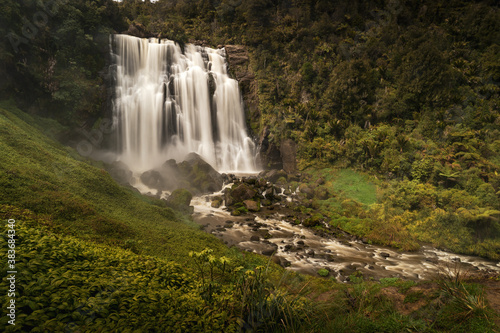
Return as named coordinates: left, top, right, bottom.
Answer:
left=0, top=100, right=226, bottom=263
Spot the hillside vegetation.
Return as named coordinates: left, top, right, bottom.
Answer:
left=0, top=101, right=498, bottom=331
left=0, top=0, right=499, bottom=331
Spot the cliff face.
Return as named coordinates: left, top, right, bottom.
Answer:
left=223, top=45, right=259, bottom=128
left=224, top=44, right=296, bottom=171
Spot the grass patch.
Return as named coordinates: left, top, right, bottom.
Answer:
left=330, top=169, right=377, bottom=206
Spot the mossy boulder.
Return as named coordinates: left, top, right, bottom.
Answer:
left=298, top=183, right=314, bottom=199
left=225, top=183, right=257, bottom=206
left=140, top=153, right=223, bottom=195
left=243, top=200, right=260, bottom=212
left=177, top=153, right=224, bottom=194
left=211, top=196, right=224, bottom=208
left=166, top=188, right=193, bottom=213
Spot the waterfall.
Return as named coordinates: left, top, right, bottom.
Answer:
left=110, top=34, right=258, bottom=173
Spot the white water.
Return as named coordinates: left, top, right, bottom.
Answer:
left=110, top=34, right=257, bottom=173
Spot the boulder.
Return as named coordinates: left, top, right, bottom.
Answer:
left=264, top=169, right=288, bottom=183
left=225, top=183, right=257, bottom=206
left=298, top=184, right=314, bottom=199
left=107, top=161, right=133, bottom=185
left=140, top=170, right=164, bottom=190
left=166, top=188, right=193, bottom=214
left=211, top=196, right=223, bottom=208
left=139, top=154, right=223, bottom=195
left=243, top=200, right=260, bottom=212
left=177, top=153, right=224, bottom=194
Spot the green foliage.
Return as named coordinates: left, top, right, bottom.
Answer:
left=317, top=268, right=329, bottom=277
left=189, top=248, right=312, bottom=332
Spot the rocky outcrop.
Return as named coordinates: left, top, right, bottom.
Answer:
left=139, top=153, right=223, bottom=195
left=121, top=22, right=154, bottom=38
left=258, top=127, right=283, bottom=170
left=223, top=44, right=260, bottom=142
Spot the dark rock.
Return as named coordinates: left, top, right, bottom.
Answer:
left=262, top=248, right=276, bottom=256
left=258, top=127, right=283, bottom=170
left=178, top=153, right=224, bottom=194
left=107, top=161, right=133, bottom=185
left=225, top=183, right=257, bottom=206
left=280, top=258, right=291, bottom=267
left=380, top=252, right=390, bottom=258
left=315, top=177, right=325, bottom=186
left=250, top=235, right=260, bottom=242
left=122, top=22, right=153, bottom=38
left=140, top=170, right=164, bottom=189
left=265, top=169, right=288, bottom=183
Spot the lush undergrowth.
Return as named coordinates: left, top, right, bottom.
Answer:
left=300, top=167, right=500, bottom=258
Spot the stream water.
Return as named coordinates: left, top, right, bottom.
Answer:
left=192, top=185, right=500, bottom=281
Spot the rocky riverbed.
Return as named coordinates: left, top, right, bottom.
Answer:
left=192, top=175, right=500, bottom=282
left=107, top=158, right=500, bottom=281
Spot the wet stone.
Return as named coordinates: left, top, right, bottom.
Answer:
left=380, top=252, right=390, bottom=258
left=250, top=235, right=260, bottom=242
left=262, top=248, right=276, bottom=256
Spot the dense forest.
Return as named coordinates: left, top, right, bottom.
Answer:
left=1, top=0, right=499, bottom=331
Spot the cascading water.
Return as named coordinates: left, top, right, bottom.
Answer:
left=110, top=34, right=257, bottom=173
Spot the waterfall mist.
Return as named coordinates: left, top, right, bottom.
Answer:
left=110, top=34, right=258, bottom=173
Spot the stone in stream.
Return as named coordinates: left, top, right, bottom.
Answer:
left=250, top=235, right=260, bottom=242
left=243, top=200, right=260, bottom=212
left=380, top=252, right=391, bottom=258
left=225, top=183, right=257, bottom=206
left=211, top=196, right=223, bottom=208
left=326, top=254, right=335, bottom=262
left=262, top=247, right=278, bottom=256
